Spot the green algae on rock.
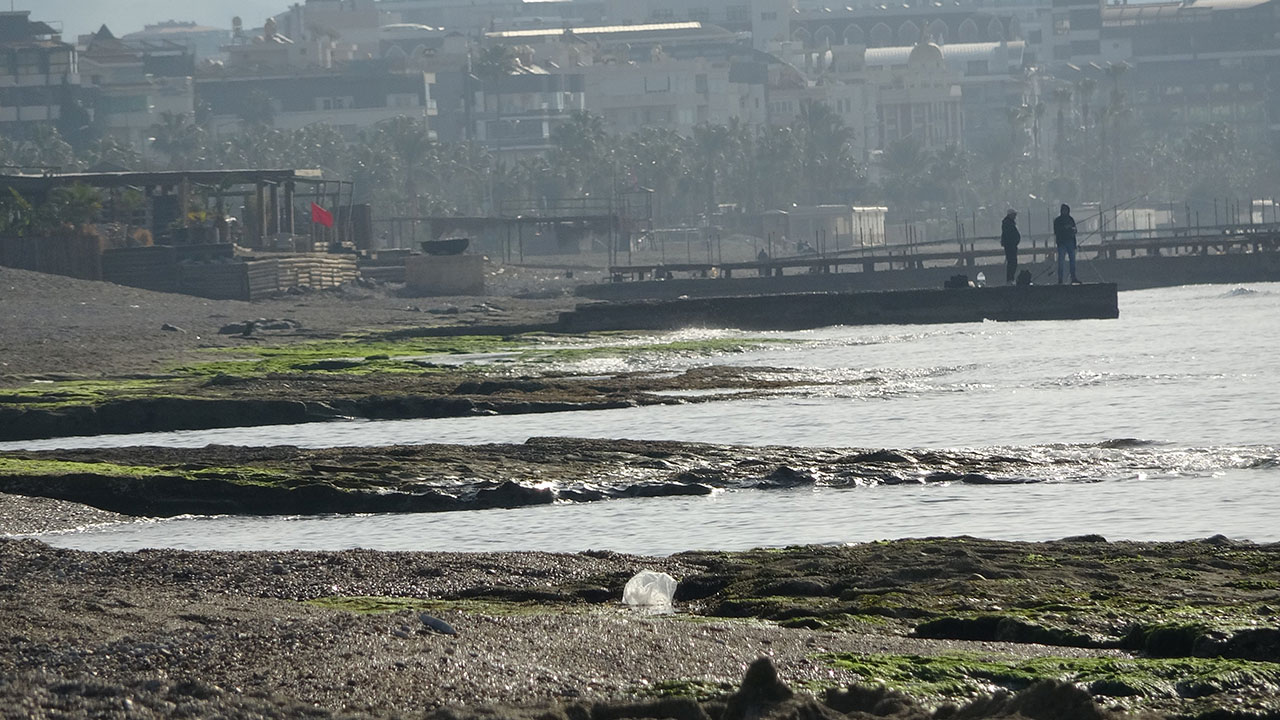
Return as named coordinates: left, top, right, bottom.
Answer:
left=825, top=651, right=1280, bottom=715
left=0, top=332, right=813, bottom=441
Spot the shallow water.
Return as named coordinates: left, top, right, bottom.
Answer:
left=11, top=283, right=1280, bottom=553
left=37, top=467, right=1278, bottom=554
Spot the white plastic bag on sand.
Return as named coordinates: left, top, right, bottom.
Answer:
left=623, top=570, right=677, bottom=609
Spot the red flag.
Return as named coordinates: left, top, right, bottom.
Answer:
left=310, top=202, right=334, bottom=228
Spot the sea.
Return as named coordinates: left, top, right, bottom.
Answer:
left=5, top=282, right=1278, bottom=555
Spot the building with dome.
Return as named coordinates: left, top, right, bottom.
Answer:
left=866, top=40, right=965, bottom=149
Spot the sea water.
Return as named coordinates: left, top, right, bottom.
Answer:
left=9, top=283, right=1280, bottom=553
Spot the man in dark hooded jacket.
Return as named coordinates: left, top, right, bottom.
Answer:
left=1000, top=208, right=1020, bottom=284
left=1053, top=203, right=1079, bottom=284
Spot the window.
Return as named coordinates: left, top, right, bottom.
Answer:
left=727, top=5, right=749, bottom=22
left=695, top=73, right=708, bottom=93
left=689, top=7, right=709, bottom=21
left=319, top=97, right=355, bottom=110
left=1069, top=39, right=1099, bottom=55
left=761, top=11, right=778, bottom=20
left=644, top=75, right=671, bottom=93
left=1068, top=8, right=1100, bottom=30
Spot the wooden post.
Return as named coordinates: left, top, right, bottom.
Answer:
left=255, top=182, right=267, bottom=248
left=284, top=181, right=296, bottom=235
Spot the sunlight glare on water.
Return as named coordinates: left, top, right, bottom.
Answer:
left=13, top=283, right=1280, bottom=553
left=5, top=284, right=1278, bottom=451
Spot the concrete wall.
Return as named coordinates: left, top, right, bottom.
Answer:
left=405, top=254, right=485, bottom=295
left=560, top=283, right=1119, bottom=332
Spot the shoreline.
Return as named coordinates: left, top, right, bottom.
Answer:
left=5, top=264, right=1280, bottom=719
left=0, top=438, right=1075, bottom=519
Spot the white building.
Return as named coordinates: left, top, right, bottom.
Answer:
left=866, top=42, right=965, bottom=149
left=583, top=56, right=767, bottom=135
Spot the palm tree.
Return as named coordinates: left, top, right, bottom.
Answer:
left=928, top=143, right=970, bottom=206
left=288, top=123, right=350, bottom=174
left=880, top=137, right=929, bottom=211
left=753, top=125, right=803, bottom=211
left=1075, top=77, right=1097, bottom=130
left=238, top=89, right=276, bottom=130
left=14, top=124, right=76, bottom=171
left=43, top=183, right=103, bottom=227
left=471, top=44, right=518, bottom=144
left=1052, top=86, right=1072, bottom=171
left=798, top=100, right=856, bottom=204
left=548, top=110, right=609, bottom=200
left=375, top=115, right=436, bottom=215
left=214, top=125, right=288, bottom=169
left=618, top=126, right=687, bottom=220
left=1031, top=101, right=1046, bottom=163
left=149, top=112, right=205, bottom=169
left=83, top=135, right=141, bottom=171
left=690, top=122, right=740, bottom=220
left=1104, top=62, right=1129, bottom=109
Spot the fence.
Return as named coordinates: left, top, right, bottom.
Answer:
left=0, top=234, right=103, bottom=280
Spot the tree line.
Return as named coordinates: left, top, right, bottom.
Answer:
left=2, top=92, right=1275, bottom=231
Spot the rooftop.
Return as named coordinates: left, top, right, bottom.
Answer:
left=487, top=21, right=705, bottom=39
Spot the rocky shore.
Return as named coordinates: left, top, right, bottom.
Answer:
left=5, top=266, right=1280, bottom=719
left=3, top=532, right=1279, bottom=720
left=0, top=437, right=1098, bottom=517
left=0, top=265, right=817, bottom=442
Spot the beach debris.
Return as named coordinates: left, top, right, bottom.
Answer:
left=161, top=323, right=185, bottom=333
left=622, top=570, right=677, bottom=610
left=217, top=318, right=302, bottom=335
left=722, top=657, right=794, bottom=720
left=419, top=613, right=457, bottom=635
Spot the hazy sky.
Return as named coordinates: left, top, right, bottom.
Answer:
left=11, top=0, right=284, bottom=38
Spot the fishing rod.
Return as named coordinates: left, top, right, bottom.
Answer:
left=1078, top=192, right=1150, bottom=282
left=1028, top=193, right=1149, bottom=283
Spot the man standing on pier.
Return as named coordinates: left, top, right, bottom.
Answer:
left=1054, top=204, right=1080, bottom=284
left=1001, top=209, right=1021, bottom=284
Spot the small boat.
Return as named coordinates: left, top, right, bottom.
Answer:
left=420, top=237, right=470, bottom=256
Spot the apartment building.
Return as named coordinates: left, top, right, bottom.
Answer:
left=469, top=66, right=586, bottom=161
left=1049, top=0, right=1280, bottom=143
left=0, top=11, right=84, bottom=138
left=78, top=26, right=196, bottom=155
left=197, top=62, right=434, bottom=139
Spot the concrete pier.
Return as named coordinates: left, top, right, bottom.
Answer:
left=558, top=283, right=1119, bottom=332
left=582, top=246, right=1280, bottom=302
